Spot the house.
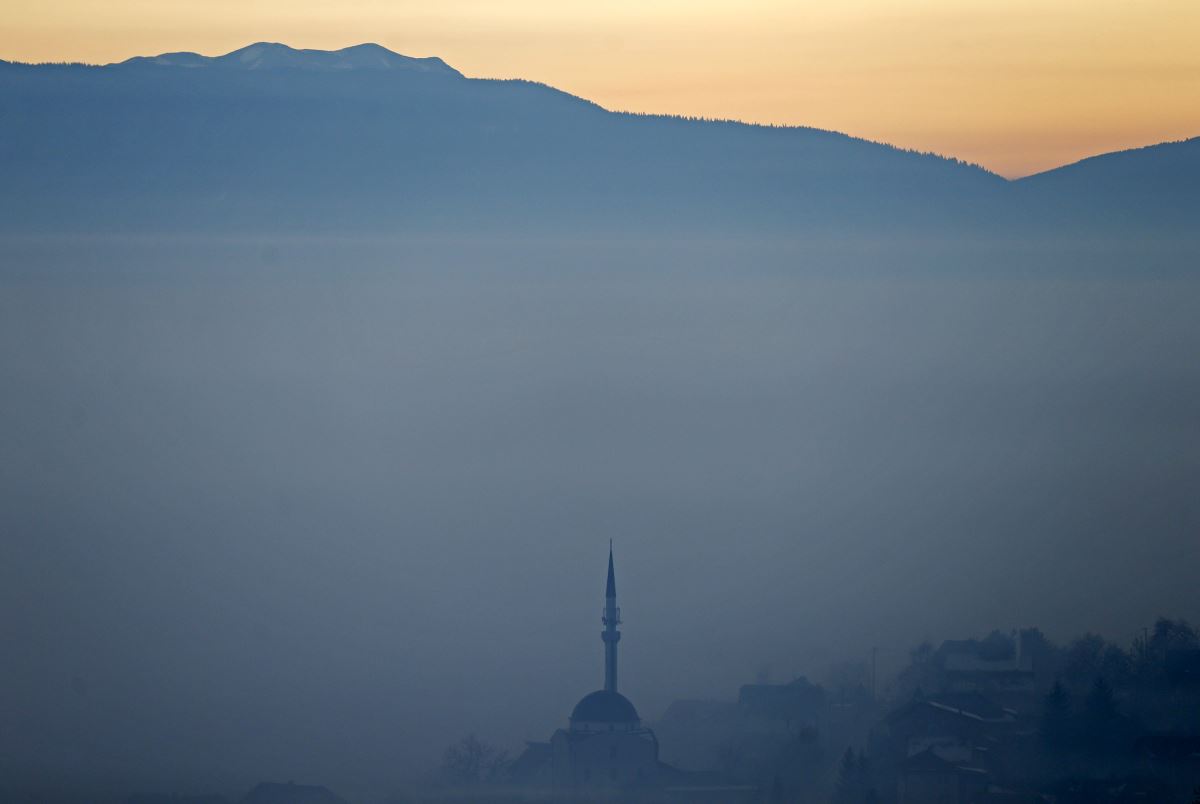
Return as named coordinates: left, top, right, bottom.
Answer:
left=737, top=676, right=825, bottom=733
left=883, top=692, right=1016, bottom=759
left=897, top=748, right=989, bottom=804
left=934, top=635, right=1036, bottom=700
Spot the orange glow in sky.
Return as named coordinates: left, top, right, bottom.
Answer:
left=5, top=0, right=1199, bottom=177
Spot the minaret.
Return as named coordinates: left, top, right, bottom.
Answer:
left=602, top=541, right=621, bottom=693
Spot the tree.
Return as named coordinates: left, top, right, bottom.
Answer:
left=1040, top=680, right=1073, bottom=751
left=1084, top=676, right=1117, bottom=726
left=1097, top=644, right=1132, bottom=688
left=891, top=641, right=939, bottom=701
left=1132, top=617, right=1198, bottom=685
left=857, top=751, right=877, bottom=804
left=834, top=748, right=859, bottom=804
left=1017, top=628, right=1056, bottom=667
left=835, top=748, right=873, bottom=804
left=1063, top=633, right=1107, bottom=688
left=1083, top=676, right=1118, bottom=755
left=1152, top=617, right=1198, bottom=654
left=440, top=734, right=509, bottom=786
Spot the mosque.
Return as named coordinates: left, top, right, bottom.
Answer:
left=511, top=545, right=662, bottom=791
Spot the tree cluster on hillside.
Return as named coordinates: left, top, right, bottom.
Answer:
left=881, top=617, right=1200, bottom=801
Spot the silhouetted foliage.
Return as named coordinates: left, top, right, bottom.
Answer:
left=439, top=734, right=509, bottom=786
left=1040, top=680, right=1073, bottom=751
left=979, top=629, right=1016, bottom=661
left=1131, top=617, right=1199, bottom=686
left=1083, top=676, right=1119, bottom=755
left=890, top=641, right=939, bottom=701
left=1098, top=644, right=1133, bottom=687
left=1063, top=633, right=1108, bottom=688
left=834, top=748, right=875, bottom=804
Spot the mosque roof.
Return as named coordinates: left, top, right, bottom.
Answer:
left=570, top=690, right=640, bottom=724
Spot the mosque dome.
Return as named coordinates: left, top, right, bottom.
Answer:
left=570, top=690, right=640, bottom=725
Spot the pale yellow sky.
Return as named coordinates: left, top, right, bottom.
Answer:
left=6, top=0, right=1200, bottom=177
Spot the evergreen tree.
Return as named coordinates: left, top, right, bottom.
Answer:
left=834, top=748, right=861, bottom=804
left=1040, top=680, right=1073, bottom=750
left=1083, top=676, right=1118, bottom=754
left=1063, top=633, right=1107, bottom=688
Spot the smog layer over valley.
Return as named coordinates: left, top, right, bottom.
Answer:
left=2, top=34, right=1199, bottom=804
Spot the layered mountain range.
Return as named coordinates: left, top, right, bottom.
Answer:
left=1, top=42, right=1196, bottom=239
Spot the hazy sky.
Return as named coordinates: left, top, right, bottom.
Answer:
left=4, top=235, right=1200, bottom=797
left=4, top=1, right=1199, bottom=178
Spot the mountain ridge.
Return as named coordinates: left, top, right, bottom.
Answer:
left=0, top=42, right=1196, bottom=239
left=2, top=42, right=1193, bottom=180
left=115, top=41, right=462, bottom=76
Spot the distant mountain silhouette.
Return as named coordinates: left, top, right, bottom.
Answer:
left=0, top=43, right=1194, bottom=239
left=1016, top=137, right=1200, bottom=234
left=118, top=42, right=461, bottom=75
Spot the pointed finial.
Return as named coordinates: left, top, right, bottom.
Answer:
left=606, top=541, right=616, bottom=598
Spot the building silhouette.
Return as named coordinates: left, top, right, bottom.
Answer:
left=512, top=545, right=661, bottom=791
left=550, top=544, right=660, bottom=790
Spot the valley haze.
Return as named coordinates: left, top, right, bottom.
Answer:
left=1, top=41, right=1198, bottom=803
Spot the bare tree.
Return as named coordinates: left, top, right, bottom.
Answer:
left=440, top=734, right=510, bottom=786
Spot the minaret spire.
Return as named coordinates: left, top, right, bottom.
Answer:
left=602, top=541, right=621, bottom=693
left=606, top=540, right=616, bottom=598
